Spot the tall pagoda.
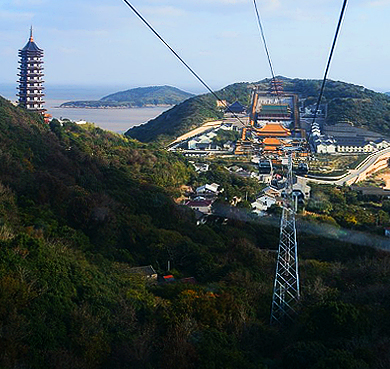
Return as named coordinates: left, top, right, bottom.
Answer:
left=17, top=27, right=45, bottom=114
left=269, top=79, right=283, bottom=95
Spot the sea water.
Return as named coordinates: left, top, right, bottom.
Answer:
left=47, top=100, right=171, bottom=134
left=0, top=84, right=171, bottom=134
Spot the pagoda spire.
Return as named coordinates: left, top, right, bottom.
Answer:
left=29, top=26, right=34, bottom=42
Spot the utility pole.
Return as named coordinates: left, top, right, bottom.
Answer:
left=270, top=149, right=300, bottom=325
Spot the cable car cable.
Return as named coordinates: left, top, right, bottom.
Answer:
left=121, top=0, right=246, bottom=125
left=252, top=0, right=285, bottom=119
left=252, top=0, right=278, bottom=93
left=312, top=0, right=348, bottom=126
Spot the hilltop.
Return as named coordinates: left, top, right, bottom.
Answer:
left=2, top=96, right=390, bottom=368
left=60, top=85, right=194, bottom=108
left=126, top=77, right=390, bottom=144
left=126, top=82, right=252, bottom=143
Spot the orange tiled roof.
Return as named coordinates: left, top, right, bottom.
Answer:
left=256, top=123, right=291, bottom=136
left=263, top=137, right=281, bottom=145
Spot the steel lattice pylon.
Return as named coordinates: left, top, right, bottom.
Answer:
left=270, top=150, right=300, bottom=325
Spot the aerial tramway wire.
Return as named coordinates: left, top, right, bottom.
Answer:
left=312, top=0, right=348, bottom=125
left=252, top=0, right=278, bottom=93
left=121, top=0, right=247, bottom=126
left=252, top=0, right=285, bottom=117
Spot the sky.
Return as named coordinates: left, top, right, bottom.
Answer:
left=1, top=0, right=389, bottom=96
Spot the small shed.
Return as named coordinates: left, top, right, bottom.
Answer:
left=129, top=265, right=158, bottom=280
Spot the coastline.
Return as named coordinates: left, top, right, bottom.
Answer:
left=57, top=104, right=173, bottom=110
left=47, top=100, right=171, bottom=133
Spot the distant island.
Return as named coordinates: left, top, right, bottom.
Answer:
left=60, top=85, right=195, bottom=109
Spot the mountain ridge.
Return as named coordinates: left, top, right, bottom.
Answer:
left=126, top=77, right=390, bottom=144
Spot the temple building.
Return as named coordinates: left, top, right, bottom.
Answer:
left=255, top=122, right=291, bottom=138
left=225, top=101, right=247, bottom=114
left=263, top=137, right=283, bottom=153
left=257, top=104, right=291, bottom=122
left=17, top=27, right=45, bottom=114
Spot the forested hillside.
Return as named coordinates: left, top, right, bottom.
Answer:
left=2, top=96, right=390, bottom=368
left=286, top=78, right=390, bottom=135
left=126, top=77, right=390, bottom=144
left=60, top=86, right=194, bottom=108
left=126, top=82, right=251, bottom=143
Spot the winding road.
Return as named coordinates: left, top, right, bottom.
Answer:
left=300, top=147, right=390, bottom=185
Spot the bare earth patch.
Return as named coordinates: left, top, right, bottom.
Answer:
left=376, top=169, right=390, bottom=189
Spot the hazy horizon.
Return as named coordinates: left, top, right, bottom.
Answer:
left=1, top=76, right=389, bottom=105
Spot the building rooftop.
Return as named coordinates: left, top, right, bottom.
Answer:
left=257, top=123, right=291, bottom=136
left=129, top=265, right=157, bottom=277
left=336, top=137, right=367, bottom=147
left=20, top=27, right=43, bottom=53
left=259, top=104, right=290, bottom=114
left=185, top=199, right=213, bottom=207
left=263, top=137, right=282, bottom=145
left=227, top=101, right=246, bottom=113
left=323, top=123, right=384, bottom=142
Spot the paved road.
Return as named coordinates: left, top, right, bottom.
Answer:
left=300, top=147, right=390, bottom=185
left=169, top=120, right=224, bottom=146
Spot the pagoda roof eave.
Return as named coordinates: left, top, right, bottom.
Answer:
left=20, top=40, right=43, bottom=52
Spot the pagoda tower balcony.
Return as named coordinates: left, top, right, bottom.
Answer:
left=19, top=99, right=46, bottom=104
left=18, top=67, right=44, bottom=72
left=17, top=92, right=45, bottom=98
left=19, top=60, right=44, bottom=64
left=18, top=86, right=45, bottom=91
left=18, top=73, right=44, bottom=78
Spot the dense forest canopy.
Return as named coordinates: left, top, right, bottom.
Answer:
left=60, top=86, right=194, bottom=109
left=126, top=77, right=390, bottom=144
left=1, top=95, right=390, bottom=368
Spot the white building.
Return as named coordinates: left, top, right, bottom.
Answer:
left=188, top=131, right=218, bottom=150
left=374, top=139, right=390, bottom=150
left=196, top=183, right=220, bottom=195
left=185, top=199, right=213, bottom=214
left=292, top=177, right=311, bottom=200
left=336, top=138, right=378, bottom=153
left=251, top=195, right=277, bottom=214
left=315, top=137, right=337, bottom=154
left=191, top=162, right=209, bottom=173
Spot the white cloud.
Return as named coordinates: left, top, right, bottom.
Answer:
left=218, top=31, right=239, bottom=39
left=206, top=0, right=247, bottom=4
left=263, top=0, right=281, bottom=11
left=368, top=0, right=390, bottom=6
left=0, top=10, right=34, bottom=21
left=57, top=47, right=78, bottom=55
left=142, top=6, right=186, bottom=17
left=47, top=28, right=109, bottom=39
left=11, top=0, right=46, bottom=5
left=0, top=47, right=16, bottom=57
left=89, top=4, right=123, bottom=14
